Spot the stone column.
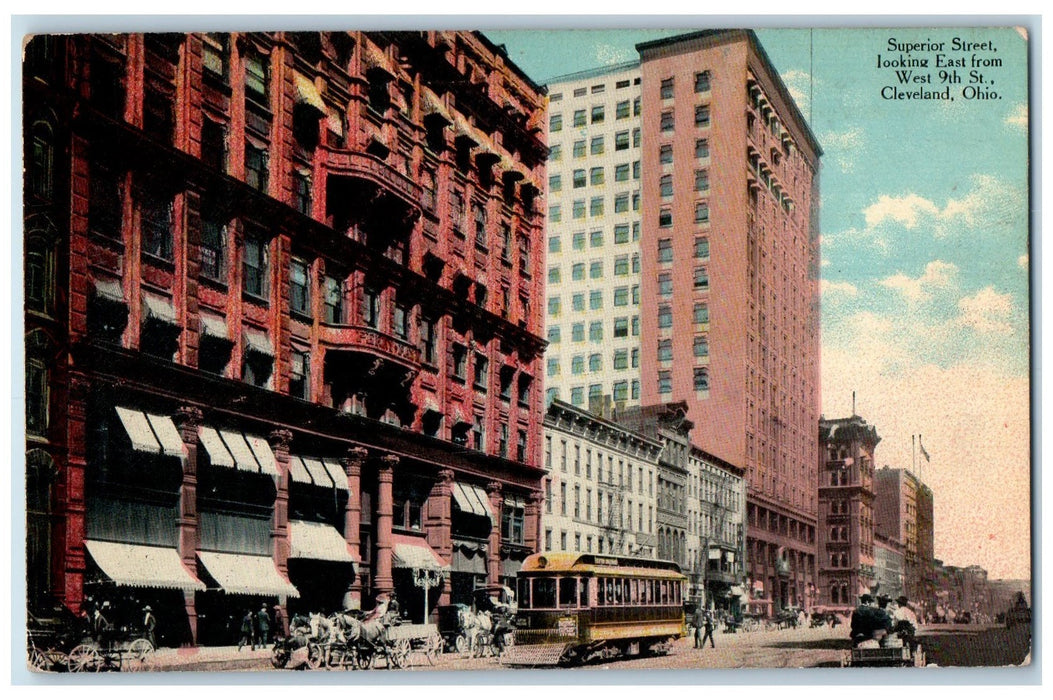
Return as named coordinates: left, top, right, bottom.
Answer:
left=268, top=429, right=293, bottom=574
left=486, top=481, right=503, bottom=586
left=341, top=446, right=368, bottom=610
left=63, top=374, right=91, bottom=615
left=525, top=489, right=544, bottom=553
left=427, top=469, right=455, bottom=607
left=374, top=454, right=398, bottom=596
left=173, top=405, right=203, bottom=646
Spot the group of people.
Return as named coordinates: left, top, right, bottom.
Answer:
left=237, top=605, right=276, bottom=651
left=691, top=607, right=717, bottom=649
left=849, top=593, right=918, bottom=650
left=83, top=598, right=158, bottom=648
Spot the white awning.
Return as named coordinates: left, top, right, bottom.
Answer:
left=198, top=551, right=300, bottom=598
left=392, top=534, right=448, bottom=573
left=288, top=456, right=313, bottom=484
left=245, top=434, right=279, bottom=478
left=198, top=426, right=235, bottom=468
left=115, top=406, right=162, bottom=454
left=504, top=495, right=525, bottom=510
left=301, top=457, right=333, bottom=488
left=200, top=314, right=228, bottom=339
left=288, top=520, right=357, bottom=564
left=244, top=328, right=273, bottom=357
left=85, top=540, right=204, bottom=591
left=294, top=71, right=326, bottom=113
left=321, top=459, right=350, bottom=491
left=94, top=278, right=124, bottom=302
left=453, top=482, right=493, bottom=522
left=219, top=430, right=260, bottom=473
left=142, top=292, right=177, bottom=324
left=144, top=413, right=185, bottom=458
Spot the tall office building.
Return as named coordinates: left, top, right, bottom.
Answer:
left=875, top=466, right=936, bottom=616
left=543, top=62, right=644, bottom=412
left=636, top=30, right=822, bottom=612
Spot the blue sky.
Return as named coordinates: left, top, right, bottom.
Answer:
left=486, top=27, right=1031, bottom=579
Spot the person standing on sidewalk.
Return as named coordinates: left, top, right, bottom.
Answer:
left=701, top=611, right=716, bottom=649
left=256, top=605, right=271, bottom=646
left=692, top=606, right=705, bottom=648
left=237, top=609, right=255, bottom=651
left=142, top=605, right=157, bottom=648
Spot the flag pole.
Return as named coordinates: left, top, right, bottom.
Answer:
left=912, top=434, right=916, bottom=475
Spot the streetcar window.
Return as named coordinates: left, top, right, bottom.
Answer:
left=581, top=578, right=590, bottom=607
left=622, top=579, right=631, bottom=604
left=597, top=577, right=606, bottom=605
left=631, top=579, right=639, bottom=604
left=606, top=578, right=615, bottom=605
left=533, top=577, right=557, bottom=608
left=559, top=577, right=578, bottom=608
left=614, top=578, right=623, bottom=604
left=518, top=577, right=530, bottom=609
left=659, top=580, right=667, bottom=604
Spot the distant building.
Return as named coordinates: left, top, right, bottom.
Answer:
left=873, top=532, right=905, bottom=601
left=687, top=446, right=746, bottom=610
left=540, top=399, right=663, bottom=558
left=875, top=466, right=936, bottom=616
left=817, top=415, right=880, bottom=613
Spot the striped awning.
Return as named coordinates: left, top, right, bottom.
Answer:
left=421, top=87, right=452, bottom=124
left=244, top=328, right=272, bottom=357
left=94, top=277, right=124, bottom=302
left=145, top=413, right=185, bottom=457
left=245, top=434, right=279, bottom=478
left=142, top=292, right=177, bottom=324
left=115, top=407, right=183, bottom=457
left=288, top=456, right=312, bottom=484
left=200, top=313, right=228, bottom=339
left=198, top=426, right=235, bottom=468
left=321, top=459, right=349, bottom=491
left=288, top=520, right=357, bottom=564
left=392, top=533, right=448, bottom=573
left=452, top=482, right=493, bottom=523
left=85, top=540, right=204, bottom=591
left=301, top=457, right=332, bottom=488
left=198, top=551, right=300, bottom=598
left=220, top=430, right=260, bottom=473
left=294, top=71, right=326, bottom=114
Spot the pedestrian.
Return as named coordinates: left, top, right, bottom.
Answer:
left=142, top=605, right=157, bottom=648
left=701, top=611, right=716, bottom=649
left=257, top=605, right=271, bottom=646
left=94, top=601, right=114, bottom=646
left=692, top=606, right=705, bottom=648
left=237, top=609, right=255, bottom=651
left=273, top=604, right=287, bottom=638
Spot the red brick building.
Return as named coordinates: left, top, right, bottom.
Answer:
left=635, top=30, right=821, bottom=613
left=23, top=30, right=547, bottom=646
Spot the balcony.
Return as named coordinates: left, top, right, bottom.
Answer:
left=324, top=148, right=423, bottom=221
left=321, top=324, right=422, bottom=373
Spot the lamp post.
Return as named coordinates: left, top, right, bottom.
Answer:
left=413, top=567, right=444, bottom=624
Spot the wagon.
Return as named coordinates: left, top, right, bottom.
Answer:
left=385, top=622, right=442, bottom=667
left=66, top=625, right=155, bottom=673
left=437, top=604, right=472, bottom=654
left=841, top=642, right=926, bottom=668
left=27, top=608, right=87, bottom=673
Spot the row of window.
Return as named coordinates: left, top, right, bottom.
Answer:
left=548, top=76, right=640, bottom=103
left=657, top=302, right=711, bottom=329
left=548, top=481, right=655, bottom=533
left=658, top=104, right=711, bottom=132
left=546, top=346, right=641, bottom=376
left=547, top=316, right=641, bottom=344
left=655, top=335, right=710, bottom=361
left=656, top=367, right=710, bottom=394
left=548, top=253, right=640, bottom=283
left=548, top=191, right=641, bottom=222
left=548, top=222, right=641, bottom=252
left=542, top=529, right=644, bottom=557
left=548, top=128, right=641, bottom=162
left=547, top=286, right=641, bottom=316
left=546, top=379, right=641, bottom=408
left=659, top=71, right=712, bottom=100
left=548, top=95, right=642, bottom=131
left=550, top=160, right=643, bottom=191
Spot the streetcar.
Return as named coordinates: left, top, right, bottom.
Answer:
left=504, top=552, right=687, bottom=666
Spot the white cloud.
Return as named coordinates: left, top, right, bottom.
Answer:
left=878, top=260, right=959, bottom=302
left=820, top=279, right=858, bottom=297
left=864, top=193, right=942, bottom=230
left=1005, top=103, right=1028, bottom=131
left=821, top=258, right=831, bottom=268
left=819, top=127, right=864, bottom=173
left=594, top=43, right=634, bottom=66
left=957, top=286, right=1015, bottom=335
left=780, top=69, right=813, bottom=117
left=1018, top=253, right=1028, bottom=269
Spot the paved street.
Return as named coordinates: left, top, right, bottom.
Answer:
left=125, top=622, right=1029, bottom=675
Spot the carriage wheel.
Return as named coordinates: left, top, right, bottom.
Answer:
left=306, top=643, right=325, bottom=670
left=126, top=638, right=154, bottom=671
left=355, top=646, right=374, bottom=670
left=389, top=639, right=410, bottom=669
left=27, top=646, right=50, bottom=672
left=454, top=634, right=468, bottom=655
left=424, top=635, right=441, bottom=666
left=68, top=644, right=102, bottom=673
left=271, top=644, right=291, bottom=669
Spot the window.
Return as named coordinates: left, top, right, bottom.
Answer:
left=290, top=349, right=310, bottom=400
left=549, top=174, right=562, bottom=192
left=419, top=315, right=436, bottom=364
left=694, top=367, right=710, bottom=391
left=590, top=197, right=604, bottom=217
left=474, top=353, right=489, bottom=391
left=695, top=169, right=709, bottom=192
left=573, top=140, right=586, bottom=158
left=658, top=305, right=672, bottom=329
left=547, top=357, right=561, bottom=377
left=633, top=160, right=641, bottom=179
left=615, top=163, right=630, bottom=181
left=694, top=303, right=709, bottom=324
left=28, top=122, right=55, bottom=201
left=572, top=200, right=586, bottom=220
left=693, top=335, right=709, bottom=357
left=659, top=144, right=673, bottom=165
left=632, top=192, right=640, bottom=211
left=572, top=323, right=585, bottom=342
left=549, top=205, right=562, bottom=223
left=613, top=287, right=629, bottom=307
left=550, top=113, right=563, bottom=132
left=658, top=339, right=673, bottom=362
left=616, top=100, right=630, bottom=119
left=551, top=92, right=563, bottom=101
left=695, top=202, right=709, bottom=223
left=695, top=237, right=710, bottom=259
left=473, top=203, right=487, bottom=249
left=694, top=266, right=709, bottom=290
left=633, top=128, right=641, bottom=147
left=695, top=105, right=711, bottom=128
left=547, top=295, right=562, bottom=316
left=613, top=349, right=628, bottom=369
left=290, top=258, right=311, bottom=316
left=570, top=387, right=584, bottom=406
left=361, top=286, right=380, bottom=328
left=590, top=136, right=604, bottom=155
left=243, top=235, right=270, bottom=299
left=632, top=379, right=640, bottom=399
left=591, top=105, right=604, bottom=123
left=660, top=77, right=674, bottom=99
left=549, top=144, right=562, bottom=161
left=591, top=83, right=605, bottom=94
left=614, top=224, right=630, bottom=243
left=614, top=193, right=629, bottom=213
left=613, top=318, right=628, bottom=338
left=615, top=131, right=630, bottom=151
left=572, top=293, right=585, bottom=311
left=658, top=273, right=672, bottom=297
left=244, top=51, right=269, bottom=103
left=245, top=141, right=269, bottom=192
left=571, top=263, right=585, bottom=281
left=141, top=189, right=174, bottom=260
left=24, top=236, right=55, bottom=314
left=589, top=229, right=603, bottom=247
left=548, top=266, right=561, bottom=284
left=393, top=303, right=409, bottom=340
left=660, top=174, right=673, bottom=198
left=202, top=33, right=229, bottom=82
left=568, top=231, right=584, bottom=251
left=590, top=167, right=605, bottom=186
left=573, top=109, right=586, bottom=127
left=25, top=355, right=48, bottom=436
left=659, top=209, right=672, bottom=228
left=632, top=254, right=640, bottom=273
left=573, top=169, right=587, bottom=188
left=589, top=289, right=602, bottom=309
left=660, top=110, right=674, bottom=132
left=548, top=326, right=561, bottom=344
left=695, top=138, right=709, bottom=159
left=614, top=256, right=629, bottom=276
left=633, top=96, right=641, bottom=115
left=292, top=170, right=311, bottom=215
left=631, top=348, right=639, bottom=368
left=588, top=353, right=602, bottom=372
left=695, top=71, right=711, bottom=92
left=658, top=370, right=672, bottom=394
left=589, top=322, right=603, bottom=342
left=631, top=285, right=639, bottom=304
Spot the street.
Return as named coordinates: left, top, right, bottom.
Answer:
left=136, top=622, right=1031, bottom=674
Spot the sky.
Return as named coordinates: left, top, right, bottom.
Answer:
left=485, top=26, right=1031, bottom=580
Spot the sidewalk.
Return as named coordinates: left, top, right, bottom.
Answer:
left=147, top=644, right=272, bottom=671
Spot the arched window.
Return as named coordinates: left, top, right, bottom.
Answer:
left=28, top=120, right=54, bottom=201
left=25, top=329, right=54, bottom=436
left=26, top=449, right=56, bottom=609
left=831, top=585, right=840, bottom=604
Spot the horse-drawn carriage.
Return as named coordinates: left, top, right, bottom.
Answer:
left=28, top=605, right=154, bottom=673
left=27, top=607, right=88, bottom=672
left=436, top=586, right=516, bottom=658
